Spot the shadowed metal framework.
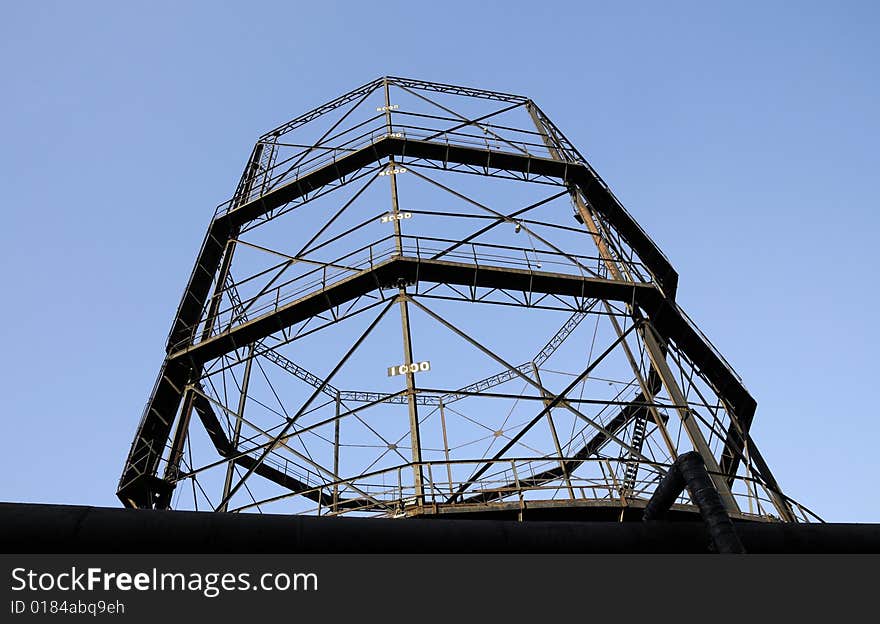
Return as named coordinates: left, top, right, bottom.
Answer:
left=118, top=77, right=818, bottom=523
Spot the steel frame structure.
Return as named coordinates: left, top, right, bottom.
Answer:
left=118, top=77, right=818, bottom=523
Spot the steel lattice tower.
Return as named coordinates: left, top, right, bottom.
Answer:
left=118, top=77, right=816, bottom=523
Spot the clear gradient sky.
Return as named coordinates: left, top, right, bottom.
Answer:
left=1, top=1, right=877, bottom=521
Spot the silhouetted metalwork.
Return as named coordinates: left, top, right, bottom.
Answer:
left=118, top=77, right=817, bottom=524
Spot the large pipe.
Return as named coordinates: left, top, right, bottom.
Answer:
left=643, top=452, right=745, bottom=553
left=1, top=503, right=878, bottom=553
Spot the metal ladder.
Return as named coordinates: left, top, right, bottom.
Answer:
left=621, top=413, right=648, bottom=497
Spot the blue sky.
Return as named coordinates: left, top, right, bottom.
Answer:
left=0, top=1, right=877, bottom=521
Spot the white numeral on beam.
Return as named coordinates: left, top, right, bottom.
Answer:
left=377, top=104, right=400, bottom=112
left=379, top=167, right=407, bottom=176
left=380, top=212, right=412, bottom=223
left=387, top=361, right=431, bottom=377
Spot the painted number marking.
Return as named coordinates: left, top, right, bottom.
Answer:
left=379, top=167, right=407, bottom=176
left=380, top=212, right=412, bottom=223
left=387, top=361, right=431, bottom=377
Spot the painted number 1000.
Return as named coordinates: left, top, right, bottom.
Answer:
left=387, top=361, right=431, bottom=377
left=381, top=212, right=412, bottom=223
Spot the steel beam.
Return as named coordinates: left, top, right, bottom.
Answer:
left=214, top=136, right=677, bottom=296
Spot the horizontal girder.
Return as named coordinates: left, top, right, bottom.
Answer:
left=170, top=257, right=649, bottom=363
left=216, top=136, right=678, bottom=296
left=168, top=256, right=753, bottom=427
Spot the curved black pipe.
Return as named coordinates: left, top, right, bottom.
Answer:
left=644, top=452, right=746, bottom=554
left=642, top=460, right=686, bottom=522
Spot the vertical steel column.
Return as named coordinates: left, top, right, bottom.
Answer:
left=383, top=78, right=424, bottom=505
left=163, top=390, right=196, bottom=484
left=531, top=363, right=575, bottom=499
left=333, top=392, right=341, bottom=514
left=603, top=305, right=677, bottom=455
left=438, top=399, right=454, bottom=495
left=219, top=344, right=255, bottom=512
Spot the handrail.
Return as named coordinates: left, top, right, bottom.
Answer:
left=171, top=234, right=650, bottom=352
left=215, top=454, right=808, bottom=521
left=212, top=120, right=582, bottom=217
